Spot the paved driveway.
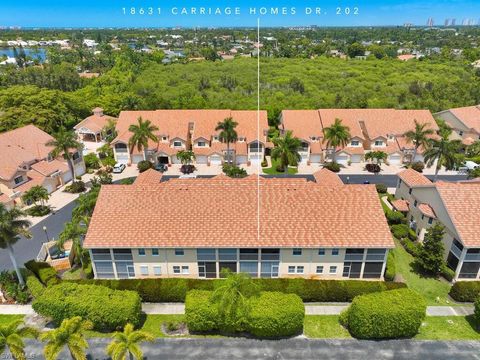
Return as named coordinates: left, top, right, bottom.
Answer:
left=13, top=338, right=480, bottom=360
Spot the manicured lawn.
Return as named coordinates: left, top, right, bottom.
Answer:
left=0, top=314, right=24, bottom=324
left=263, top=158, right=298, bottom=175
left=416, top=316, right=480, bottom=340
left=392, top=239, right=452, bottom=306
left=303, top=316, right=351, bottom=339
left=61, top=267, right=83, bottom=280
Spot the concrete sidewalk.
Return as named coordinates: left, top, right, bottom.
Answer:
left=1, top=303, right=474, bottom=317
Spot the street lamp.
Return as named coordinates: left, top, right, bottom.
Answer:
left=42, top=226, right=49, bottom=243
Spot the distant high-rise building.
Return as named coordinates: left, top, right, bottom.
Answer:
left=427, top=18, right=434, bottom=27
left=444, top=19, right=450, bottom=27
left=451, top=19, right=456, bottom=26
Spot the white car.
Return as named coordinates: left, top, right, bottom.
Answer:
left=464, top=161, right=479, bottom=171
left=113, top=163, right=126, bottom=173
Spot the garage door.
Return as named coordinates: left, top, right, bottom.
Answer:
left=44, top=183, right=55, bottom=194
left=351, top=154, right=362, bottom=163
left=171, top=155, right=182, bottom=164
left=336, top=154, right=349, bottom=165
left=196, top=155, right=208, bottom=164
left=115, top=154, right=129, bottom=164
left=389, top=154, right=402, bottom=165
left=310, top=154, right=322, bottom=164
left=210, top=155, right=222, bottom=165
left=62, top=171, right=72, bottom=184
left=249, top=154, right=262, bottom=164
left=131, top=155, right=144, bottom=164
left=236, top=156, right=247, bottom=165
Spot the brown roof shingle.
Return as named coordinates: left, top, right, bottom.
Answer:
left=84, top=177, right=394, bottom=249
left=398, top=169, right=432, bottom=187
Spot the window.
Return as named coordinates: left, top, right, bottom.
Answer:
left=374, top=140, right=383, bottom=146
left=138, top=248, right=146, bottom=256
left=239, top=262, right=258, bottom=277
left=72, top=152, right=80, bottom=161
left=296, top=266, right=304, bottom=274
left=351, top=140, right=360, bottom=146
left=113, top=249, right=133, bottom=261
left=13, top=175, right=24, bottom=185
left=428, top=218, right=433, bottom=224
left=197, top=141, right=206, bottom=147
left=413, top=200, right=418, bottom=207
left=153, top=266, right=161, bottom=276
left=366, top=249, right=387, bottom=261
left=197, top=249, right=216, bottom=261
left=363, top=262, right=384, bottom=279
left=316, top=266, right=324, bottom=274
left=331, top=248, right=339, bottom=256
left=162, top=136, right=167, bottom=141
left=318, top=248, right=325, bottom=256
left=239, top=248, right=258, bottom=260
left=409, top=188, right=412, bottom=194
left=260, top=261, right=279, bottom=278
left=181, top=266, right=189, bottom=274
left=459, top=131, right=463, bottom=136
left=238, top=137, right=245, bottom=142
left=261, top=248, right=280, bottom=261
left=398, top=179, right=402, bottom=187
left=173, top=266, right=181, bottom=274
left=219, top=248, right=237, bottom=261
left=329, top=266, right=337, bottom=274
left=152, top=248, right=159, bottom=256
left=288, top=266, right=296, bottom=274
left=175, top=248, right=184, bottom=256
left=140, top=266, right=149, bottom=276
left=173, top=141, right=182, bottom=147
left=293, top=248, right=302, bottom=256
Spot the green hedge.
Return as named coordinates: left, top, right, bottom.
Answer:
left=344, top=288, right=426, bottom=339
left=184, top=290, right=219, bottom=332
left=69, top=278, right=405, bottom=302
left=385, top=251, right=396, bottom=282
left=185, top=290, right=304, bottom=338
left=449, top=282, right=480, bottom=302
left=32, top=282, right=141, bottom=331
left=25, top=271, right=45, bottom=298
left=247, top=292, right=304, bottom=337
left=24, top=260, right=60, bottom=287
left=474, top=298, right=480, bottom=324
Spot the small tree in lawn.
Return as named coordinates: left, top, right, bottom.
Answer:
left=271, top=131, right=301, bottom=172
left=106, top=323, right=154, bottom=360
left=176, top=150, right=196, bottom=166
left=416, top=224, right=445, bottom=276
left=365, top=151, right=388, bottom=165
left=21, top=185, right=49, bottom=208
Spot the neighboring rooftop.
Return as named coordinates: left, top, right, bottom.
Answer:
left=398, top=168, right=433, bottom=187
left=447, top=105, right=480, bottom=133
left=312, top=168, right=344, bottom=186
left=84, top=173, right=393, bottom=250
left=74, top=108, right=117, bottom=133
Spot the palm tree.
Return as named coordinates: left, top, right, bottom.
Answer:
left=128, top=117, right=159, bottom=160
left=403, top=120, right=434, bottom=164
left=21, top=185, right=49, bottom=208
left=58, top=221, right=86, bottom=266
left=176, top=150, right=196, bottom=165
left=365, top=151, right=388, bottom=164
left=47, top=127, right=82, bottom=182
left=106, top=323, right=154, bottom=360
left=0, top=319, right=39, bottom=360
left=323, top=118, right=351, bottom=163
left=0, top=204, right=31, bottom=286
left=424, top=132, right=462, bottom=182
left=215, top=117, right=238, bottom=164
left=271, top=131, right=302, bottom=172
left=211, top=270, right=260, bottom=331
left=39, top=317, right=93, bottom=360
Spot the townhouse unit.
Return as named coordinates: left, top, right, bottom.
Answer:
left=394, top=169, right=480, bottom=280
left=111, top=110, right=269, bottom=166
left=0, top=125, right=85, bottom=207
left=280, top=109, right=438, bottom=166
left=84, top=169, right=394, bottom=280
left=435, top=105, right=480, bottom=145
left=74, top=107, right=117, bottom=143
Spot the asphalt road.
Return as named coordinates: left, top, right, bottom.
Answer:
left=10, top=338, right=480, bottom=360
left=0, top=173, right=468, bottom=272
left=0, top=200, right=77, bottom=271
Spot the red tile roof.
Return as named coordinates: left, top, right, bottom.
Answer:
left=449, top=106, right=480, bottom=133
left=74, top=113, right=116, bottom=133
left=31, top=160, right=68, bottom=177
left=435, top=181, right=480, bottom=247
left=84, top=176, right=394, bottom=249
left=392, top=199, right=409, bottom=212
left=418, top=203, right=436, bottom=219
left=134, top=169, right=163, bottom=186
left=312, top=169, right=343, bottom=186
left=397, top=169, right=432, bottom=187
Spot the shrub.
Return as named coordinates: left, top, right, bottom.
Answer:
left=391, top=224, right=410, bottom=239
left=64, top=181, right=86, bottom=193
left=84, top=153, right=100, bottom=170
left=411, top=161, right=425, bottom=173
left=323, top=162, right=340, bottom=172
left=385, top=251, right=396, bottom=281
left=386, top=211, right=406, bottom=225
left=222, top=164, right=247, bottom=178
left=344, top=289, right=426, bottom=339
left=180, top=164, right=196, bottom=174
left=69, top=278, right=405, bottom=303
left=375, top=183, right=387, bottom=194
left=247, top=292, right=304, bottom=337
left=0, top=271, right=30, bottom=304
left=449, top=282, right=480, bottom=302
left=26, top=271, right=45, bottom=298
left=365, top=163, right=381, bottom=173
left=275, top=164, right=285, bottom=172
left=32, top=282, right=141, bottom=331
left=185, top=290, right=219, bottom=332
left=401, top=238, right=421, bottom=257
left=137, top=160, right=153, bottom=173
left=25, top=205, right=51, bottom=217
left=440, top=264, right=455, bottom=282
left=24, top=260, right=60, bottom=287
left=474, top=298, right=480, bottom=324
left=261, top=160, right=268, bottom=167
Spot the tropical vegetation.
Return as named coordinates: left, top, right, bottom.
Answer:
left=403, top=119, right=435, bottom=164
left=0, top=319, right=38, bottom=360
left=215, top=117, right=238, bottom=164
left=128, top=117, right=158, bottom=157
left=106, top=323, right=154, bottom=360
left=270, top=130, right=301, bottom=172
left=46, top=126, right=82, bottom=182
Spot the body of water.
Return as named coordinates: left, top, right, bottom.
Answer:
left=0, top=47, right=47, bottom=62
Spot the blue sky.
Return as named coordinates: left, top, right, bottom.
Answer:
left=0, top=0, right=478, bottom=28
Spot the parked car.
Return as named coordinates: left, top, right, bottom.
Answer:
left=113, top=163, right=126, bottom=173
left=363, top=180, right=370, bottom=184
left=464, top=161, right=479, bottom=170
left=155, top=164, right=168, bottom=173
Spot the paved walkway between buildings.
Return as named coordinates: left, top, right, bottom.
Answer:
left=1, top=303, right=474, bottom=317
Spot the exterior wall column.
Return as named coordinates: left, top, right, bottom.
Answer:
left=379, top=250, right=388, bottom=280
left=89, top=249, right=98, bottom=279
left=110, top=249, right=118, bottom=279
left=454, top=248, right=467, bottom=281
left=359, top=249, right=367, bottom=279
